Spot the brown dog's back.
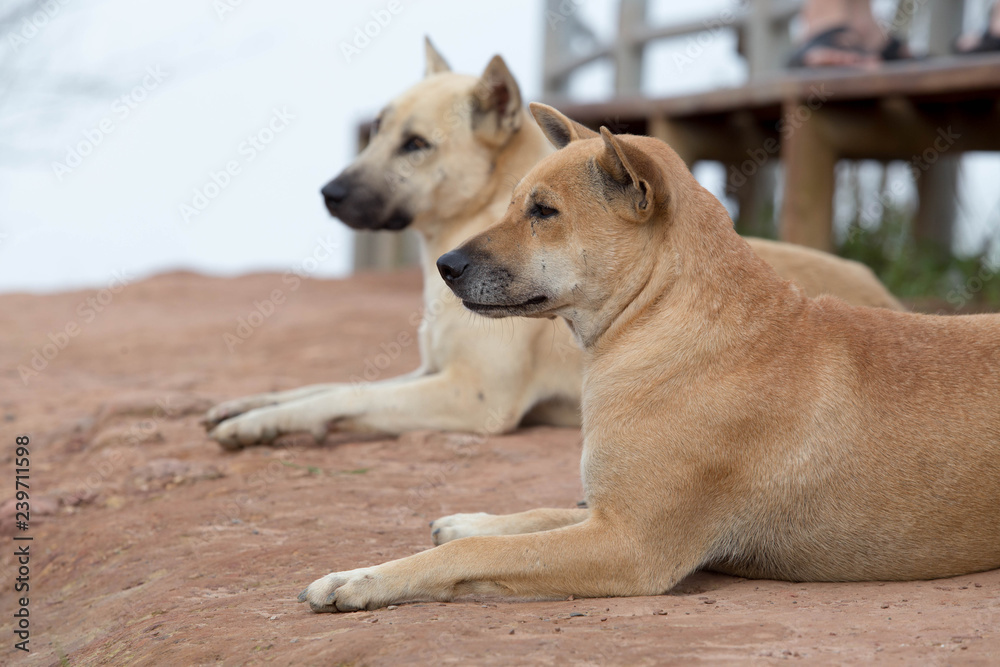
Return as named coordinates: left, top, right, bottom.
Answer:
left=710, top=299, right=1000, bottom=582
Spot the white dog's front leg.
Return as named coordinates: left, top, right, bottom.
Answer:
left=201, top=383, right=338, bottom=430
left=202, top=369, right=428, bottom=431
left=430, top=508, right=590, bottom=545
left=208, top=369, right=525, bottom=448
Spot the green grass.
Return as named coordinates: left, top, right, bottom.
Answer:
left=838, top=205, right=1000, bottom=309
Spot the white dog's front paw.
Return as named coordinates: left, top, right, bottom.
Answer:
left=430, top=512, right=496, bottom=545
left=202, top=395, right=278, bottom=430
left=209, top=405, right=328, bottom=449
left=209, top=410, right=281, bottom=449
left=297, top=567, right=380, bottom=613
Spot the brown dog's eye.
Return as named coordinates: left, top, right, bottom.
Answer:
left=401, top=135, right=430, bottom=152
left=531, top=204, right=558, bottom=219
left=371, top=117, right=381, bottom=135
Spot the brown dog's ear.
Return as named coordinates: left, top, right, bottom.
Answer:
left=472, top=56, right=522, bottom=146
left=596, top=127, right=664, bottom=222
left=529, top=102, right=599, bottom=149
left=424, top=37, right=451, bottom=77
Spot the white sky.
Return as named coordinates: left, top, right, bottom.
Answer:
left=0, top=0, right=997, bottom=294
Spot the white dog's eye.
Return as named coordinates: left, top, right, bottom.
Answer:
left=401, top=135, right=431, bottom=152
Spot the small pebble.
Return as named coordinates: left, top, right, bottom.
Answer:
left=387, top=605, right=398, bottom=610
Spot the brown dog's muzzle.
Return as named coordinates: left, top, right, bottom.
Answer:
left=437, top=247, right=550, bottom=318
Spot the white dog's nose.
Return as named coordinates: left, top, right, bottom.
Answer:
left=321, top=177, right=348, bottom=204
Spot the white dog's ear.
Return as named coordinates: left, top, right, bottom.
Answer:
left=424, top=37, right=451, bottom=77
left=472, top=56, right=522, bottom=146
left=529, top=103, right=599, bottom=148
left=597, top=127, right=665, bottom=222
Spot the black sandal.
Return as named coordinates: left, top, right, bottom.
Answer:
left=788, top=25, right=910, bottom=68
left=953, top=27, right=1000, bottom=54
left=881, top=35, right=909, bottom=61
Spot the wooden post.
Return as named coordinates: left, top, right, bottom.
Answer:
left=778, top=100, right=836, bottom=251
left=615, top=0, right=647, bottom=95
left=911, top=0, right=965, bottom=255
left=647, top=116, right=698, bottom=165
left=542, top=0, right=569, bottom=97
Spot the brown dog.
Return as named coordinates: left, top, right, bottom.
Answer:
left=296, top=104, right=999, bottom=612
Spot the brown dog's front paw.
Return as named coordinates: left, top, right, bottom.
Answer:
left=297, top=568, right=381, bottom=613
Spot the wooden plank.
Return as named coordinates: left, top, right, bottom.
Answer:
left=778, top=101, right=835, bottom=251
left=545, top=54, right=1000, bottom=122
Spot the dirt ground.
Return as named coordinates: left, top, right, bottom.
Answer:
left=1, top=269, right=997, bottom=666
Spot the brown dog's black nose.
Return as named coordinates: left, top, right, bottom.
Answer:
left=437, top=249, right=470, bottom=284
left=321, top=177, right=348, bottom=205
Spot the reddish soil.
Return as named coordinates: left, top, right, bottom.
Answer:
left=0, top=270, right=997, bottom=665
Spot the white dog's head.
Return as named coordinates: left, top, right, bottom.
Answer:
left=321, top=39, right=524, bottom=232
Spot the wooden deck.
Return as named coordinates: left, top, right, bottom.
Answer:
left=547, top=54, right=1000, bottom=251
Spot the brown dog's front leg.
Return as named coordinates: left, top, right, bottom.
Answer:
left=298, top=516, right=704, bottom=612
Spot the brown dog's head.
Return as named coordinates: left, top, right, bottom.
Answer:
left=321, top=38, right=524, bottom=232
left=437, top=103, right=691, bottom=343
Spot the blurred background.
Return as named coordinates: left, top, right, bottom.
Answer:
left=2, top=0, right=999, bottom=305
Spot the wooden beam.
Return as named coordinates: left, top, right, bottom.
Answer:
left=778, top=101, right=836, bottom=251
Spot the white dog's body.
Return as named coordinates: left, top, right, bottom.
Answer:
left=205, top=42, right=900, bottom=448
